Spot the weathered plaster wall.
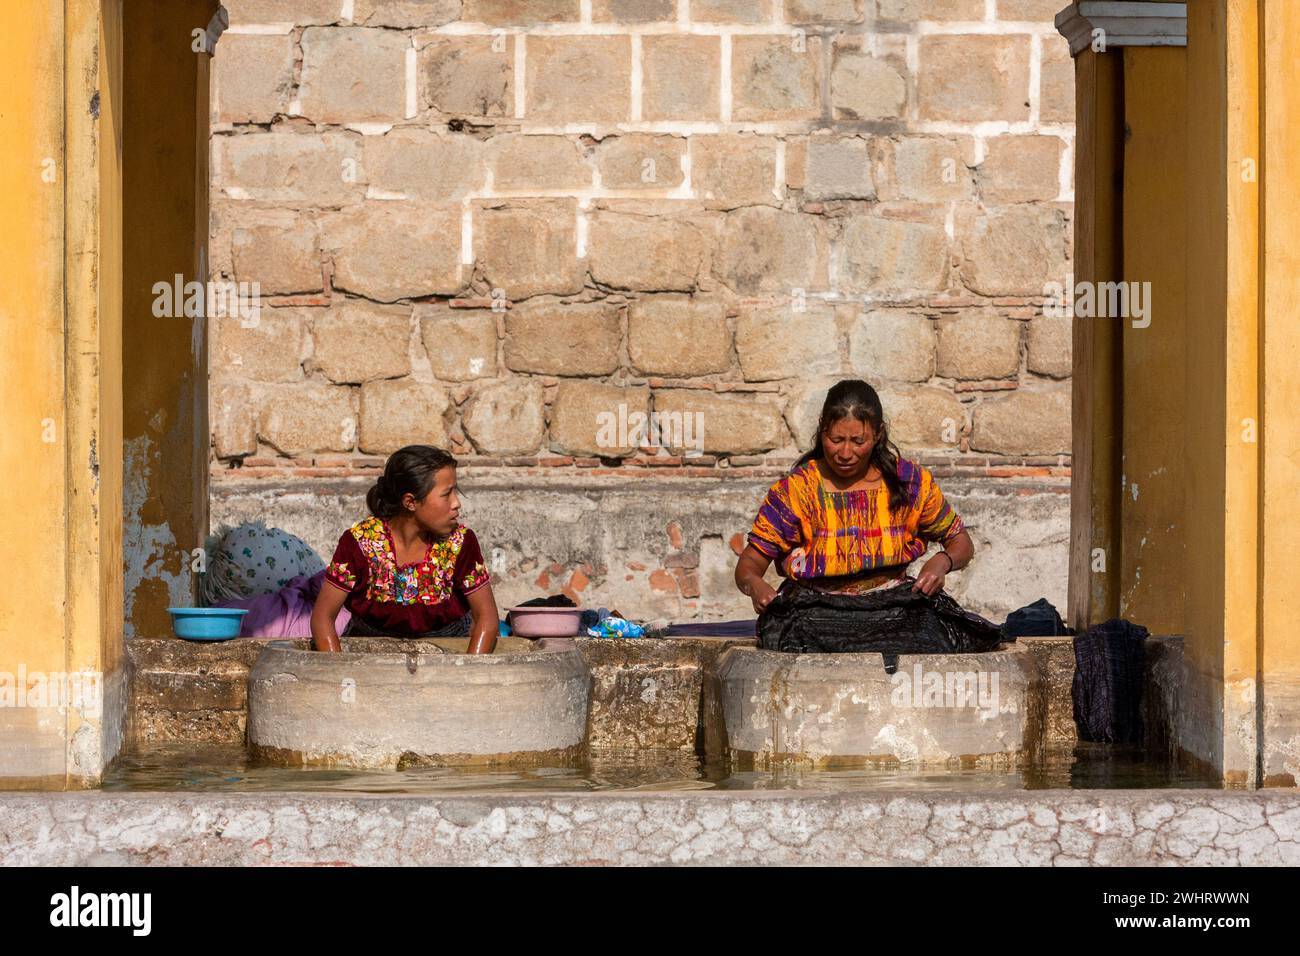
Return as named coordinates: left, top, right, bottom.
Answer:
left=1118, top=46, right=1186, bottom=636
left=210, top=473, right=1068, bottom=624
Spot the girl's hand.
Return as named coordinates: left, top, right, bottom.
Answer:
left=310, top=581, right=347, bottom=652
left=912, top=553, right=951, bottom=596
left=466, top=582, right=500, bottom=655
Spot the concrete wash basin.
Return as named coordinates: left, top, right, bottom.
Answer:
left=247, top=637, right=589, bottom=770
left=704, top=644, right=1034, bottom=770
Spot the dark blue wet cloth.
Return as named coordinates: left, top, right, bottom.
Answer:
left=1002, top=597, right=1072, bottom=637
left=664, top=619, right=758, bottom=637
left=1072, top=618, right=1149, bottom=744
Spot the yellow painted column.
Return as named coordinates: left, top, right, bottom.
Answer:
left=1181, top=0, right=1260, bottom=785
left=0, top=0, right=127, bottom=788
left=1258, top=0, right=1300, bottom=786
left=0, top=0, right=69, bottom=786
left=121, top=0, right=216, bottom=640
left=1065, top=0, right=1300, bottom=786
left=68, top=0, right=127, bottom=781
left=1068, top=50, right=1124, bottom=632
left=1119, top=46, right=1187, bottom=635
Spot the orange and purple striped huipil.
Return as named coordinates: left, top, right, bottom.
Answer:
left=747, top=458, right=965, bottom=578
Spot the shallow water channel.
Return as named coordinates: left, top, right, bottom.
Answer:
left=104, top=741, right=1218, bottom=795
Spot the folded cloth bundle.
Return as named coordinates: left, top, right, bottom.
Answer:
left=1002, top=597, right=1072, bottom=637
left=586, top=616, right=645, bottom=639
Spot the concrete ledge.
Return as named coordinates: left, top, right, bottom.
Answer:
left=127, top=639, right=266, bottom=747
left=125, top=636, right=558, bottom=748
left=125, top=634, right=1209, bottom=777
left=0, top=664, right=129, bottom=790
left=2, top=789, right=1297, bottom=865
left=705, top=645, right=1032, bottom=769
left=247, top=640, right=590, bottom=769
left=575, top=637, right=752, bottom=752
left=1022, top=636, right=1078, bottom=746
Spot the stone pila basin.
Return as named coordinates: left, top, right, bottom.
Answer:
left=703, top=643, right=1034, bottom=770
left=247, top=637, right=590, bottom=770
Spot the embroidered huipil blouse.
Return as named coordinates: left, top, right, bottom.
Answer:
left=747, top=458, right=965, bottom=579
left=324, top=517, right=490, bottom=635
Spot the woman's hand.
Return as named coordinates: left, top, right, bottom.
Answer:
left=911, top=553, right=950, bottom=596
left=912, top=532, right=973, bottom=596
left=735, top=543, right=781, bottom=614
left=748, top=580, right=779, bottom=614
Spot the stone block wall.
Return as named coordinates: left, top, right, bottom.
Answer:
left=204, top=0, right=1076, bottom=622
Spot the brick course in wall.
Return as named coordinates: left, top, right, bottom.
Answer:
left=209, top=0, right=1076, bottom=478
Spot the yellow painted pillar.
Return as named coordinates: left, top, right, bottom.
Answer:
left=1179, top=0, right=1261, bottom=786
left=0, top=0, right=215, bottom=789
left=0, top=0, right=126, bottom=788
left=1119, top=46, right=1187, bottom=635
left=121, top=0, right=216, bottom=639
left=1067, top=49, right=1124, bottom=631
left=1063, top=0, right=1300, bottom=785
left=1258, top=0, right=1300, bottom=786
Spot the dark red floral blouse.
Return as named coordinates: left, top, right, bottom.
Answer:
left=324, top=517, right=490, bottom=635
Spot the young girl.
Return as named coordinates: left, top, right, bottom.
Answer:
left=735, top=379, right=975, bottom=612
left=310, top=445, right=500, bottom=653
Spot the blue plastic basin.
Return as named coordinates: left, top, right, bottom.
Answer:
left=168, top=607, right=248, bottom=641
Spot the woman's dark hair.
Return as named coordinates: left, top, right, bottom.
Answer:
left=794, top=380, right=908, bottom=512
left=366, top=445, right=458, bottom=519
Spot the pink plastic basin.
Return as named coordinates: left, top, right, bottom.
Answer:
left=507, top=606, right=583, bottom=638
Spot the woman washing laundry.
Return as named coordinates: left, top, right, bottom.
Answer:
left=310, top=445, right=500, bottom=654
left=734, top=379, right=999, bottom=656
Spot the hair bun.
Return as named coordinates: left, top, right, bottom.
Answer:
left=367, top=445, right=459, bottom=519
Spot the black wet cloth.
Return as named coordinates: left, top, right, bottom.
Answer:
left=1071, top=618, right=1149, bottom=744
left=346, top=612, right=472, bottom=638
left=518, top=594, right=577, bottom=608
left=757, top=578, right=1006, bottom=673
left=1002, top=597, right=1072, bottom=637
